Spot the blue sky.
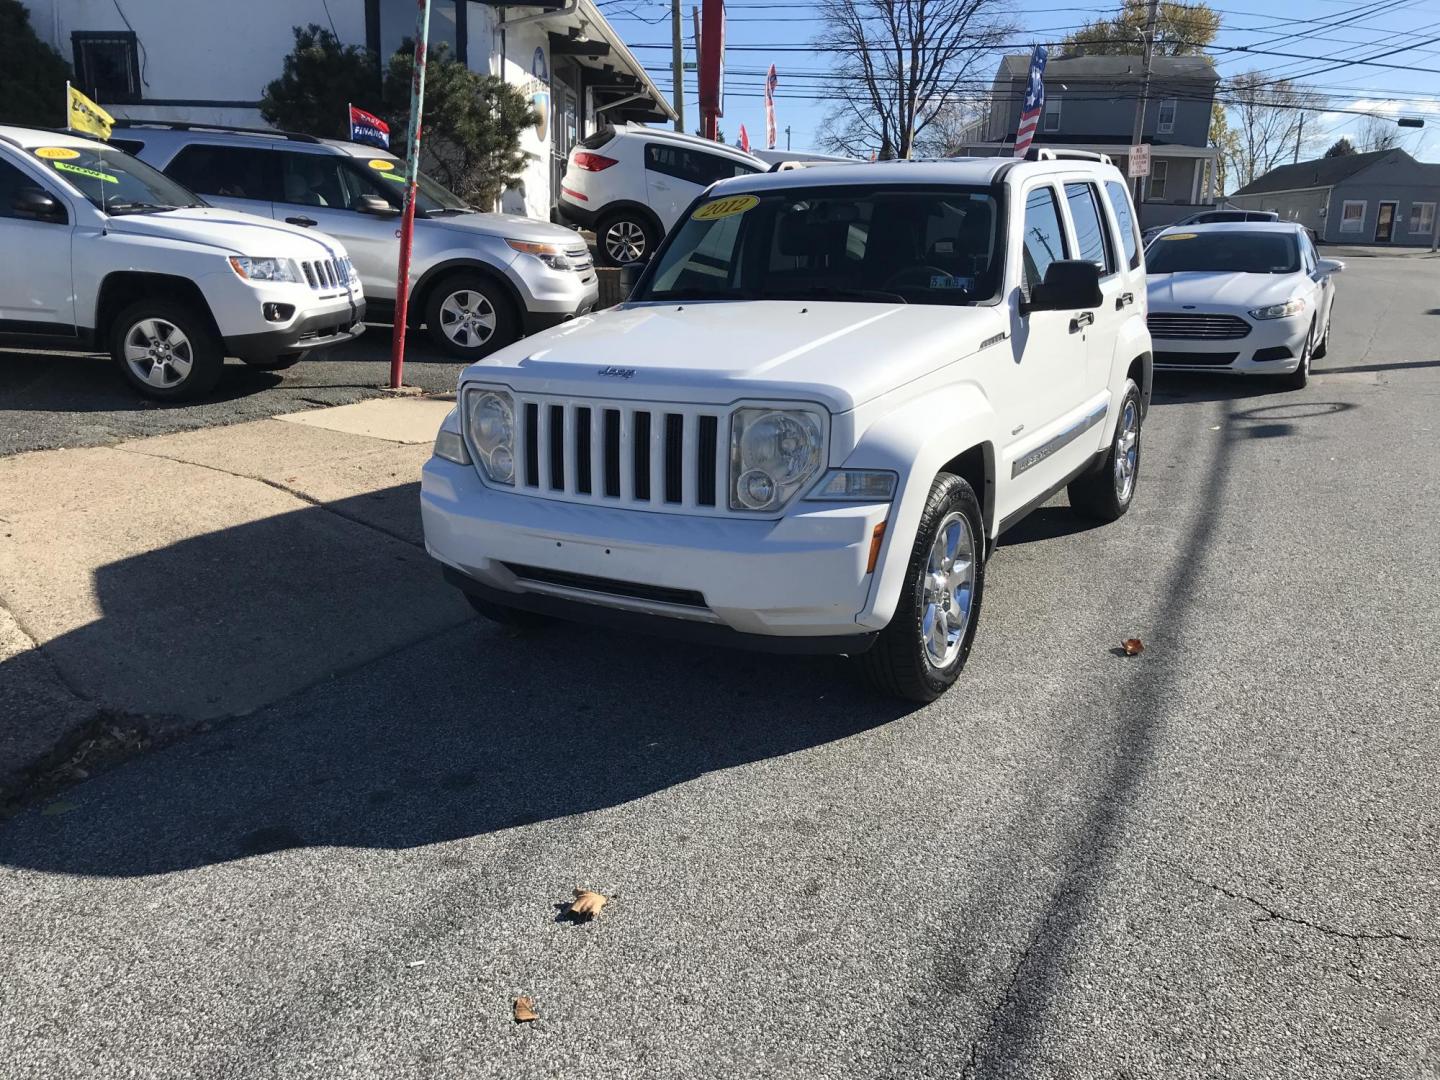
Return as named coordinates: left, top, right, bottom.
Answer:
left=596, top=0, right=1440, bottom=161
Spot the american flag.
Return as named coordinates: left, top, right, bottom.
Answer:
left=764, top=63, right=779, bottom=149
left=1013, top=46, right=1047, bottom=158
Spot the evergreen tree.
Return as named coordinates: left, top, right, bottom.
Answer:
left=0, top=0, right=71, bottom=128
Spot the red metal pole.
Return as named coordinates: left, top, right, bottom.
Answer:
left=389, top=0, right=432, bottom=390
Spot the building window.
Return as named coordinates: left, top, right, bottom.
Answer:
left=1042, top=95, right=1061, bottom=132
left=1410, top=202, right=1436, bottom=234
left=1148, top=159, right=1168, bottom=200
left=1339, top=200, right=1366, bottom=233
left=1157, top=98, right=1177, bottom=134
left=71, top=32, right=141, bottom=105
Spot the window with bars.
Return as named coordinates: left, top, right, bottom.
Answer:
left=71, top=32, right=141, bottom=105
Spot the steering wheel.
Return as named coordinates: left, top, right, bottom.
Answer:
left=881, top=265, right=953, bottom=291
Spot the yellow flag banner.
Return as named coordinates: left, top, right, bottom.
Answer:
left=67, top=84, right=114, bottom=139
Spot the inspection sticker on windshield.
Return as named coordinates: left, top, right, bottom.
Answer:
left=930, top=274, right=975, bottom=290
left=693, top=194, right=758, bottom=221
left=368, top=159, right=396, bottom=171
left=1162, top=232, right=1198, bottom=240
left=34, top=146, right=80, bottom=160
left=53, top=161, right=118, bottom=183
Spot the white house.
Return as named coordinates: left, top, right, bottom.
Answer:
left=23, top=0, right=676, bottom=220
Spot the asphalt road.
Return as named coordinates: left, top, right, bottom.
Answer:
left=2, top=254, right=1438, bottom=1079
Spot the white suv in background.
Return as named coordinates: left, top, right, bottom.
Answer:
left=557, top=124, right=765, bottom=265
left=122, top=122, right=597, bottom=359
left=424, top=150, right=1153, bottom=702
left=0, top=126, right=364, bottom=400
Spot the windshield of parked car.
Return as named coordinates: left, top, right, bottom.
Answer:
left=349, top=158, right=471, bottom=214
left=1146, top=230, right=1300, bottom=274
left=31, top=144, right=203, bottom=214
left=635, top=185, right=1003, bottom=306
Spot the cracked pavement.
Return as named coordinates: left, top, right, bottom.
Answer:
left=0, top=254, right=1437, bottom=1078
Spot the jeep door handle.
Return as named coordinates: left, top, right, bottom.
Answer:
left=1116, top=291, right=1134, bottom=309
left=1070, top=311, right=1095, bottom=332
left=286, top=216, right=318, bottom=227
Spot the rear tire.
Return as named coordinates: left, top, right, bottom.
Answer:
left=110, top=298, right=224, bottom=401
left=596, top=210, right=658, bottom=267
left=424, top=273, right=519, bottom=359
left=858, top=473, right=985, bottom=703
left=243, top=350, right=307, bottom=371
left=463, top=592, right=549, bottom=632
left=1067, top=378, right=1142, bottom=523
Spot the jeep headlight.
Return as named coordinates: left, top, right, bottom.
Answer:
left=729, top=407, right=825, bottom=511
left=463, top=387, right=516, bottom=485
left=506, top=238, right=577, bottom=272
left=228, top=256, right=302, bottom=284
left=1248, top=297, right=1306, bottom=320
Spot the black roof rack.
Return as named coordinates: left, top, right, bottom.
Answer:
left=111, top=120, right=322, bottom=143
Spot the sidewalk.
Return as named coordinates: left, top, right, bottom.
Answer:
left=0, top=395, right=469, bottom=805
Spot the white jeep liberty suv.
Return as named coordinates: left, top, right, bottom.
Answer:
left=422, top=150, right=1152, bottom=702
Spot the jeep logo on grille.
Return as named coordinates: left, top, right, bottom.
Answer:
left=597, top=366, right=636, bottom=379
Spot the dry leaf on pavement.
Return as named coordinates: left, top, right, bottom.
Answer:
left=1121, top=638, right=1145, bottom=656
left=568, top=889, right=609, bottom=920
left=513, top=996, right=538, bottom=1023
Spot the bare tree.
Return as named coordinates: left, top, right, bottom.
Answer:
left=1356, top=115, right=1400, bottom=152
left=815, top=0, right=1014, bottom=160
left=1222, top=71, right=1325, bottom=189
left=915, top=92, right=993, bottom=156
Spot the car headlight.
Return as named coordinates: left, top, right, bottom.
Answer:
left=433, top=408, right=470, bottom=465
left=463, top=387, right=516, bottom=485
left=729, top=407, right=825, bottom=512
left=228, top=256, right=301, bottom=284
left=1248, top=297, right=1306, bottom=320
left=806, top=469, right=896, bottom=501
left=506, top=238, right=577, bottom=272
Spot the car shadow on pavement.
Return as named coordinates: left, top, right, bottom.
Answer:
left=1149, top=371, right=1284, bottom=406
left=0, top=485, right=909, bottom=877
left=0, top=348, right=291, bottom=413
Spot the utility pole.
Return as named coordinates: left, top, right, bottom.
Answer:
left=1293, top=113, right=1304, bottom=164
left=692, top=6, right=702, bottom=136
left=785, top=124, right=791, bottom=151
left=1129, top=0, right=1159, bottom=206
left=671, top=0, right=684, bottom=132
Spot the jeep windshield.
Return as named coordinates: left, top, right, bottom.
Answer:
left=33, top=145, right=203, bottom=215
left=637, top=186, right=1002, bottom=306
left=1147, top=231, right=1300, bottom=274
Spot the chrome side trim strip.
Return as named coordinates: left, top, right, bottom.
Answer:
left=1011, top=400, right=1108, bottom=479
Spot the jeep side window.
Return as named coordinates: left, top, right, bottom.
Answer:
left=1021, top=185, right=1069, bottom=297
left=165, top=145, right=274, bottom=202
left=1063, top=182, right=1114, bottom=275
left=1103, top=180, right=1142, bottom=270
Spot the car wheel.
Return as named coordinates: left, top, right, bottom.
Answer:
left=1279, top=320, right=1315, bottom=391
left=596, top=211, right=656, bottom=267
left=1067, top=378, right=1142, bottom=523
left=1312, top=315, right=1330, bottom=360
left=858, top=472, right=985, bottom=703
left=242, top=350, right=308, bottom=371
left=463, top=592, right=549, bottom=632
left=424, top=274, right=518, bottom=359
left=110, top=299, right=224, bottom=401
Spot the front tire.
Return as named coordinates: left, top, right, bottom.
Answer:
left=596, top=210, right=657, bottom=267
left=1279, top=320, right=1315, bottom=391
left=859, top=473, right=985, bottom=703
left=424, top=273, right=518, bottom=359
left=1067, top=378, right=1142, bottom=523
left=110, top=299, right=224, bottom=401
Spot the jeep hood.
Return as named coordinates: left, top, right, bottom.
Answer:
left=1147, top=271, right=1301, bottom=310
left=432, top=210, right=586, bottom=246
left=463, top=301, right=1006, bottom=412
left=103, top=207, right=348, bottom=260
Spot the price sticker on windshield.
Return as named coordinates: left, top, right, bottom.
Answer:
left=34, top=147, right=80, bottom=160
left=693, top=194, right=758, bottom=221
left=1161, top=232, right=1198, bottom=240
left=368, top=159, right=396, bottom=171
left=53, top=161, right=118, bottom=183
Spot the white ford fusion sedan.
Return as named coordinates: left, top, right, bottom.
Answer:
left=1145, top=222, right=1342, bottom=390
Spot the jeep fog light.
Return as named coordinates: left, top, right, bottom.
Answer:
left=464, top=387, right=516, bottom=485
left=729, top=407, right=824, bottom=511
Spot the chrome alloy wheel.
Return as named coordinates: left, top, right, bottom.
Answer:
left=438, top=290, right=497, bottom=349
left=921, top=511, right=977, bottom=668
left=123, top=318, right=194, bottom=389
left=1113, top=398, right=1140, bottom=503
left=604, top=220, right=647, bottom=264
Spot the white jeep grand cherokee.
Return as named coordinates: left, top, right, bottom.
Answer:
left=422, top=151, right=1153, bottom=701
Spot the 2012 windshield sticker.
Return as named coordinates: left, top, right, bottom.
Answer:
left=53, top=161, right=118, bottom=183
left=34, top=146, right=80, bottom=161
left=693, top=194, right=759, bottom=221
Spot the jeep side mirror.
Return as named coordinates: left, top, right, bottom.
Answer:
left=1023, top=259, right=1103, bottom=314
left=356, top=194, right=400, bottom=216
left=618, top=254, right=651, bottom=298
left=12, top=187, right=66, bottom=224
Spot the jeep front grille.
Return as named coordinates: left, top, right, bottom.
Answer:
left=299, top=258, right=348, bottom=292
left=1147, top=312, right=1251, bottom=339
left=510, top=395, right=726, bottom=514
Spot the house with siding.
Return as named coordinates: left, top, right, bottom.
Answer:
left=1229, top=148, right=1440, bottom=247
left=23, top=0, right=675, bottom=222
left=962, top=53, right=1220, bottom=230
